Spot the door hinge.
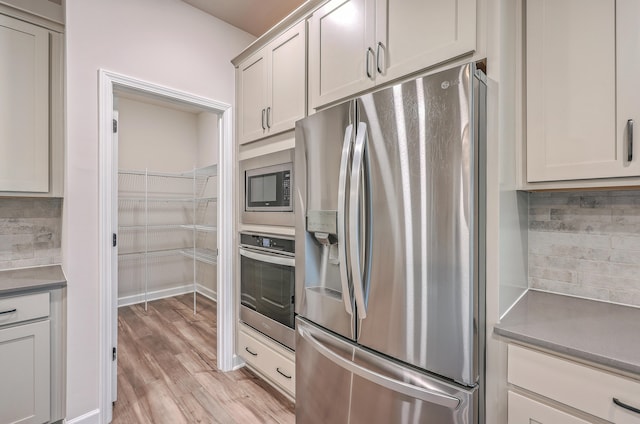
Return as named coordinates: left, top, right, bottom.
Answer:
left=113, top=233, right=117, bottom=247
left=112, top=119, right=118, bottom=133
left=112, top=347, right=117, bottom=361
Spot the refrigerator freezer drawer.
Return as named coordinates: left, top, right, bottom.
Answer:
left=296, top=318, right=477, bottom=424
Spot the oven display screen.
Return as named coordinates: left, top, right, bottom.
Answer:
left=262, top=238, right=270, bottom=248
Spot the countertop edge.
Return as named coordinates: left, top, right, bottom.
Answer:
left=0, top=264, right=67, bottom=295
left=493, top=325, right=640, bottom=376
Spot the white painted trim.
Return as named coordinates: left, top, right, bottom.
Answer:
left=217, top=103, right=236, bottom=372
left=65, top=409, right=101, bottom=424
left=117, top=284, right=195, bottom=307
left=196, top=283, right=217, bottom=302
left=98, top=69, right=235, bottom=424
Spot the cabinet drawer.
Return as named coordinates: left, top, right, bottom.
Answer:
left=0, top=292, right=49, bottom=327
left=508, top=390, right=591, bottom=424
left=508, top=344, right=640, bottom=423
left=239, top=326, right=295, bottom=396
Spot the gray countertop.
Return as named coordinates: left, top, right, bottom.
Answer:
left=0, top=265, right=67, bottom=295
left=494, top=290, right=640, bottom=376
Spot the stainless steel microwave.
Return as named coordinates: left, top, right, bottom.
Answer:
left=240, top=148, right=295, bottom=227
left=245, top=163, right=293, bottom=212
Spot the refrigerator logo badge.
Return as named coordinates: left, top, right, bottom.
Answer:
left=441, top=80, right=460, bottom=90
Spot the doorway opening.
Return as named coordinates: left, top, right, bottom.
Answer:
left=98, top=70, right=236, bottom=423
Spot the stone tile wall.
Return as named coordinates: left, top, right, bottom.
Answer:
left=529, top=190, right=640, bottom=307
left=0, top=198, right=62, bottom=270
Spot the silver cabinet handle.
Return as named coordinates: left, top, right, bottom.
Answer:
left=276, top=367, right=292, bottom=379
left=266, top=106, right=271, bottom=129
left=0, top=308, right=17, bottom=315
left=349, top=122, right=368, bottom=319
left=245, top=346, right=258, bottom=356
left=298, top=326, right=461, bottom=409
left=366, top=47, right=374, bottom=79
left=628, top=119, right=634, bottom=162
left=261, top=108, right=266, bottom=130
left=376, top=42, right=384, bottom=74
left=613, top=398, right=640, bottom=415
left=337, top=124, right=355, bottom=317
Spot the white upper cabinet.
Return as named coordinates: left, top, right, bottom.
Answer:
left=375, top=0, right=476, bottom=85
left=0, top=14, right=49, bottom=193
left=526, top=0, right=640, bottom=182
left=308, top=0, right=376, bottom=108
left=238, top=21, right=306, bottom=145
left=309, top=0, right=476, bottom=108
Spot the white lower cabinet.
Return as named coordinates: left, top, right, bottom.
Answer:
left=0, top=319, right=50, bottom=424
left=238, top=323, right=295, bottom=398
left=508, top=391, right=591, bottom=424
left=508, top=344, right=640, bottom=424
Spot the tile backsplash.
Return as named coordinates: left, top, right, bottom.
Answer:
left=529, top=190, right=640, bottom=307
left=0, top=198, right=62, bottom=270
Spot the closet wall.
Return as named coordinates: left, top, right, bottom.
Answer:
left=117, top=95, right=218, bottom=306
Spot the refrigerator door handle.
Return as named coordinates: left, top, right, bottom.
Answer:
left=337, top=123, right=354, bottom=316
left=299, top=326, right=461, bottom=410
left=350, top=122, right=368, bottom=319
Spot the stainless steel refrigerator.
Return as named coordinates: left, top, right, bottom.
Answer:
left=294, top=62, right=486, bottom=424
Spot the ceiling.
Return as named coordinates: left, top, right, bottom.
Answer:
left=181, top=0, right=307, bottom=37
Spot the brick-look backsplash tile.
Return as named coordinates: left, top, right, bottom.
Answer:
left=529, top=190, right=640, bottom=307
left=0, top=199, right=62, bottom=270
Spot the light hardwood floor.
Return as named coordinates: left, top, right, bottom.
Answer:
left=112, top=294, right=295, bottom=423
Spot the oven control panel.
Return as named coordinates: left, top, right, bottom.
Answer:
left=240, top=233, right=295, bottom=254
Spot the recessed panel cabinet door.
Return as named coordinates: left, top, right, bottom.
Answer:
left=309, top=0, right=376, bottom=108
left=0, top=320, right=51, bottom=424
left=527, top=0, right=640, bottom=182
left=0, top=15, right=49, bottom=192
left=238, top=51, right=268, bottom=145
left=375, top=0, right=476, bottom=84
left=268, top=21, right=306, bottom=135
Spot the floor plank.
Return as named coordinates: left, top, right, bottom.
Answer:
left=113, top=294, right=295, bottom=424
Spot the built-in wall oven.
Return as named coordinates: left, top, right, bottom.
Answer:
left=239, top=233, right=295, bottom=350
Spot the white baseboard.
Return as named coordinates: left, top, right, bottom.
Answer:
left=118, top=284, right=217, bottom=307
left=65, top=409, right=100, bottom=424
left=117, top=284, right=193, bottom=307
left=196, top=283, right=217, bottom=302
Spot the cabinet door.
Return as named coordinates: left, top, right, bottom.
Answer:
left=0, top=320, right=51, bottom=424
left=526, top=0, right=630, bottom=182
left=267, top=21, right=306, bottom=136
left=508, top=391, right=591, bottom=424
left=309, top=0, right=376, bottom=109
left=238, top=50, right=268, bottom=145
left=0, top=15, right=49, bottom=192
left=617, top=0, right=640, bottom=177
left=375, top=0, right=476, bottom=84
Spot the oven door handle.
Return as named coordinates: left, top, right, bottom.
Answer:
left=239, top=247, right=295, bottom=267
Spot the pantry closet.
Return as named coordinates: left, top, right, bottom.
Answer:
left=115, top=91, right=219, bottom=312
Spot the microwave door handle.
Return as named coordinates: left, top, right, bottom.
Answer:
left=239, top=247, right=295, bottom=267
left=337, top=123, right=354, bottom=316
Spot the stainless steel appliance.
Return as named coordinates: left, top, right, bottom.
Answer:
left=240, top=149, right=295, bottom=227
left=245, top=163, right=292, bottom=212
left=239, top=233, right=296, bottom=350
left=294, top=63, right=486, bottom=423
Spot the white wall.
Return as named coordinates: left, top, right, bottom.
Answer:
left=64, top=0, right=254, bottom=420
left=118, top=97, right=199, bottom=172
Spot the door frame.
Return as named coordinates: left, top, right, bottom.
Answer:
left=98, top=69, right=238, bottom=423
